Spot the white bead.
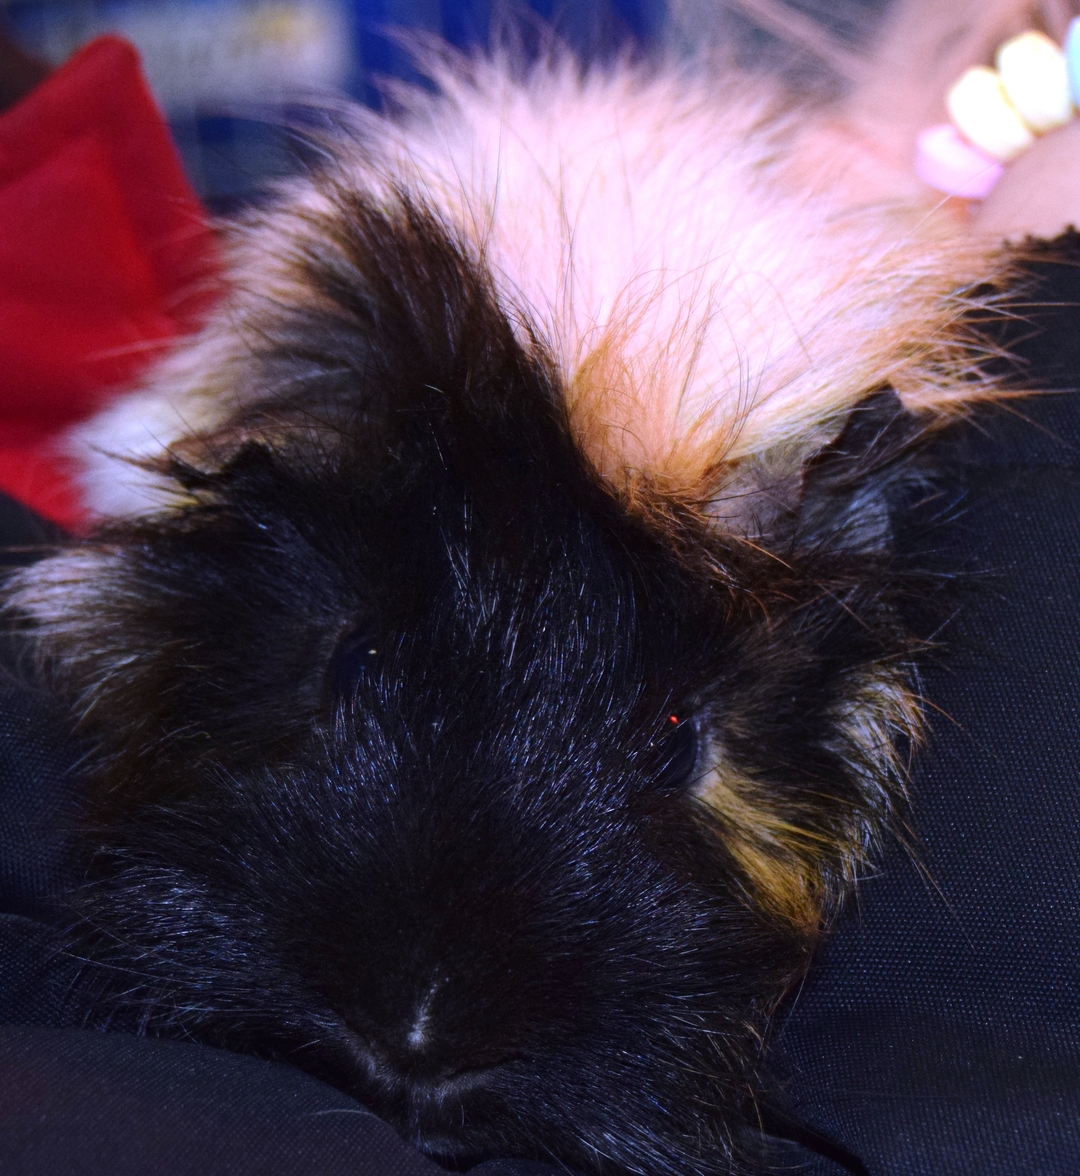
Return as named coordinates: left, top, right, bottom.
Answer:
left=947, top=66, right=1035, bottom=162
left=996, top=31, right=1073, bottom=133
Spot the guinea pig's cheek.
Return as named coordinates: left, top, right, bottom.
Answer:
left=691, top=750, right=821, bottom=932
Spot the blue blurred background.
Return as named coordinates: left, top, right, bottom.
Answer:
left=0, top=0, right=880, bottom=210
left=0, top=0, right=666, bottom=209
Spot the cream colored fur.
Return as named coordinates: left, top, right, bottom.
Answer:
left=68, top=0, right=1040, bottom=521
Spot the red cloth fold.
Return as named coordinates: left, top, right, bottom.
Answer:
left=0, top=36, right=217, bottom=529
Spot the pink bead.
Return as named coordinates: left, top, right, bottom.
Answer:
left=915, top=124, right=1006, bottom=199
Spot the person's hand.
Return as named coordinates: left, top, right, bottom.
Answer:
left=974, top=106, right=1080, bottom=242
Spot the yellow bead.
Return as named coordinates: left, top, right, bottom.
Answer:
left=997, top=31, right=1073, bottom=133
left=947, top=66, right=1035, bottom=162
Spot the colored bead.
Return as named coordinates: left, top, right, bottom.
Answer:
left=915, top=124, right=1005, bottom=199
left=947, top=66, right=1035, bottom=162
left=1066, top=17, right=1080, bottom=108
left=996, top=31, right=1073, bottom=133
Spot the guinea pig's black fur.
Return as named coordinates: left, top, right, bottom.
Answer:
left=1, top=11, right=1029, bottom=1174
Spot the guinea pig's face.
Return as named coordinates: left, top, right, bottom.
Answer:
left=20, top=196, right=913, bottom=1176
left=70, top=428, right=805, bottom=1174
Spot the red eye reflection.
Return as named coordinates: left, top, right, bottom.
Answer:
left=654, top=715, right=698, bottom=792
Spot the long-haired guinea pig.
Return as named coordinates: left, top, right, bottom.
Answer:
left=1, top=1, right=1042, bottom=1172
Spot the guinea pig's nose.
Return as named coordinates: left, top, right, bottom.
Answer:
left=348, top=976, right=511, bottom=1089
left=381, top=983, right=454, bottom=1079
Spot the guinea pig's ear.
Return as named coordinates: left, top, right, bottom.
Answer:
left=680, top=389, right=920, bottom=547
left=793, top=388, right=924, bottom=554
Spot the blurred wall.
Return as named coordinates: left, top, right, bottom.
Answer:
left=0, top=0, right=669, bottom=207
left=0, top=0, right=889, bottom=208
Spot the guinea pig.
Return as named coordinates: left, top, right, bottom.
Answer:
left=2, top=3, right=1033, bottom=1174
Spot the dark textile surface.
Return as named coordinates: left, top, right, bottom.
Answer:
left=3, top=237, right=1080, bottom=1174
left=769, top=235, right=1080, bottom=1173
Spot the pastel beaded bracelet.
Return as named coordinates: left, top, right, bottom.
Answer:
left=916, top=21, right=1080, bottom=199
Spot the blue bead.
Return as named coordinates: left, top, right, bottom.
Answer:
left=1065, top=17, right=1080, bottom=107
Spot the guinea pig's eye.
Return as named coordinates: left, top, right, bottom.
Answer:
left=327, top=622, right=381, bottom=698
left=651, top=715, right=700, bottom=792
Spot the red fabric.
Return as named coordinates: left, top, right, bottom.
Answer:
left=0, top=36, right=218, bottom=529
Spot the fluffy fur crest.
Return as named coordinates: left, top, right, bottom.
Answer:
left=68, top=45, right=1008, bottom=522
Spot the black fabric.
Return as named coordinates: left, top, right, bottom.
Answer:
left=3, top=237, right=1080, bottom=1175
left=0, top=1023, right=437, bottom=1176
left=0, top=492, right=64, bottom=572
left=769, top=234, right=1080, bottom=1173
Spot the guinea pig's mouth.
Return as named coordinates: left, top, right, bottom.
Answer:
left=309, top=1023, right=525, bottom=1151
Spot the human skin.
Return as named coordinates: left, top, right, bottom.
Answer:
left=975, top=117, right=1080, bottom=242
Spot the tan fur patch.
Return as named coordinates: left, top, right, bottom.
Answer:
left=696, top=669, right=922, bottom=933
